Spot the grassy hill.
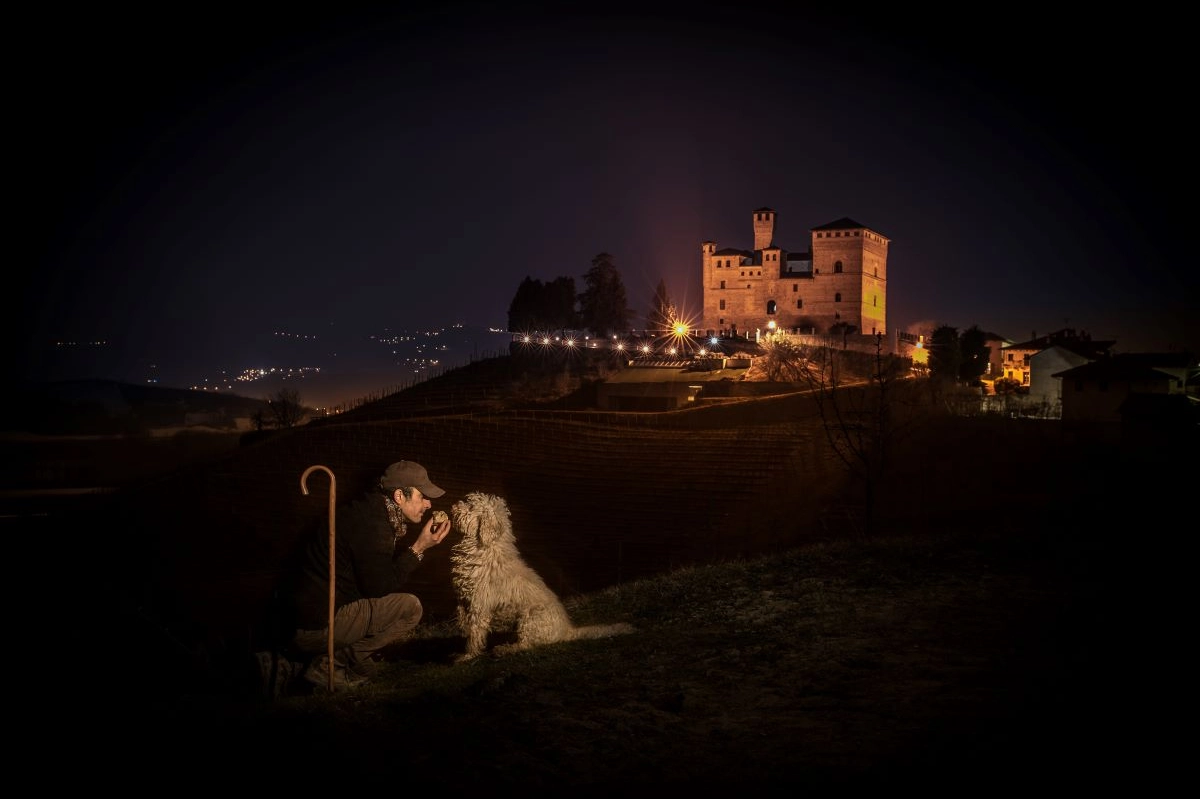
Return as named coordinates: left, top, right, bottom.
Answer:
left=30, top=352, right=1169, bottom=790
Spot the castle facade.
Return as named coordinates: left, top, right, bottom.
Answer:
left=700, top=209, right=889, bottom=340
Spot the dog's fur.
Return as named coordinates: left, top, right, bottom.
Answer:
left=449, top=491, right=634, bottom=661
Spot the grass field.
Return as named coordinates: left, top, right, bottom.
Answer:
left=19, top=358, right=1181, bottom=790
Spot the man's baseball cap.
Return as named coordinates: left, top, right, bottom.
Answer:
left=380, top=460, right=445, bottom=498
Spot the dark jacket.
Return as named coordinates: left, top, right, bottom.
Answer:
left=292, top=492, right=421, bottom=630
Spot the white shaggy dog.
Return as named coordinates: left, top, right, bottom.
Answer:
left=449, top=491, right=634, bottom=661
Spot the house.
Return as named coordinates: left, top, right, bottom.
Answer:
left=1028, top=344, right=1105, bottom=414
left=999, top=328, right=1113, bottom=390
left=981, top=331, right=1012, bottom=382
left=1052, top=352, right=1197, bottom=436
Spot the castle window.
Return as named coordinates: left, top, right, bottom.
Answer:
left=741, top=271, right=745, bottom=277
left=719, top=299, right=726, bottom=310
left=720, top=280, right=725, bottom=289
left=873, top=295, right=877, bottom=306
left=796, top=299, right=803, bottom=309
left=834, top=261, right=843, bottom=273
left=756, top=271, right=761, bottom=276
left=854, top=231, right=860, bottom=236
left=792, top=284, right=797, bottom=292
left=835, top=293, right=842, bottom=302
left=767, top=300, right=777, bottom=314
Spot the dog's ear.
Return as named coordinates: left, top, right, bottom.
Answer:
left=476, top=501, right=499, bottom=545
left=475, top=494, right=513, bottom=546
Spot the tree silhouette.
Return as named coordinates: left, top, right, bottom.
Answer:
left=578, top=253, right=632, bottom=338
left=507, top=276, right=543, bottom=332
left=829, top=321, right=859, bottom=349
left=792, top=332, right=922, bottom=538
left=267, top=388, right=305, bottom=428
left=647, top=278, right=676, bottom=334
left=958, top=325, right=990, bottom=383
left=508, top=275, right=579, bottom=332
left=928, top=324, right=962, bottom=384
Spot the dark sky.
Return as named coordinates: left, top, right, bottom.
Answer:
left=13, top=4, right=1193, bottom=389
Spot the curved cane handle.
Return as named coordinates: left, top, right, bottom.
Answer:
left=301, top=465, right=336, bottom=692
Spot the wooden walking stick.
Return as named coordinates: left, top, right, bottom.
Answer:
left=300, top=465, right=337, bottom=693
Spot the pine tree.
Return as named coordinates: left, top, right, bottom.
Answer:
left=578, top=253, right=632, bottom=338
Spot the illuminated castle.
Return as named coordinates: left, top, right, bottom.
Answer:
left=700, top=209, right=889, bottom=340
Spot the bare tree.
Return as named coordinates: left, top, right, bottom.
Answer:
left=647, top=278, right=676, bottom=334
left=792, top=332, right=922, bottom=537
left=267, top=387, right=305, bottom=428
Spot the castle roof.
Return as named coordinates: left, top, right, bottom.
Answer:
left=812, top=217, right=868, bottom=231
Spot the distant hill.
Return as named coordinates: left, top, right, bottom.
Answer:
left=1, top=379, right=271, bottom=435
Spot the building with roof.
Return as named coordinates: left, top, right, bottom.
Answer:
left=1052, top=351, right=1197, bottom=437
left=699, top=210, right=889, bottom=343
left=998, top=328, right=1114, bottom=391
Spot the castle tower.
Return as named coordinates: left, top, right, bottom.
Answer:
left=809, top=217, right=888, bottom=337
left=753, top=208, right=775, bottom=251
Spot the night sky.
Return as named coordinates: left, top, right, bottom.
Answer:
left=13, top=4, right=1193, bottom=391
